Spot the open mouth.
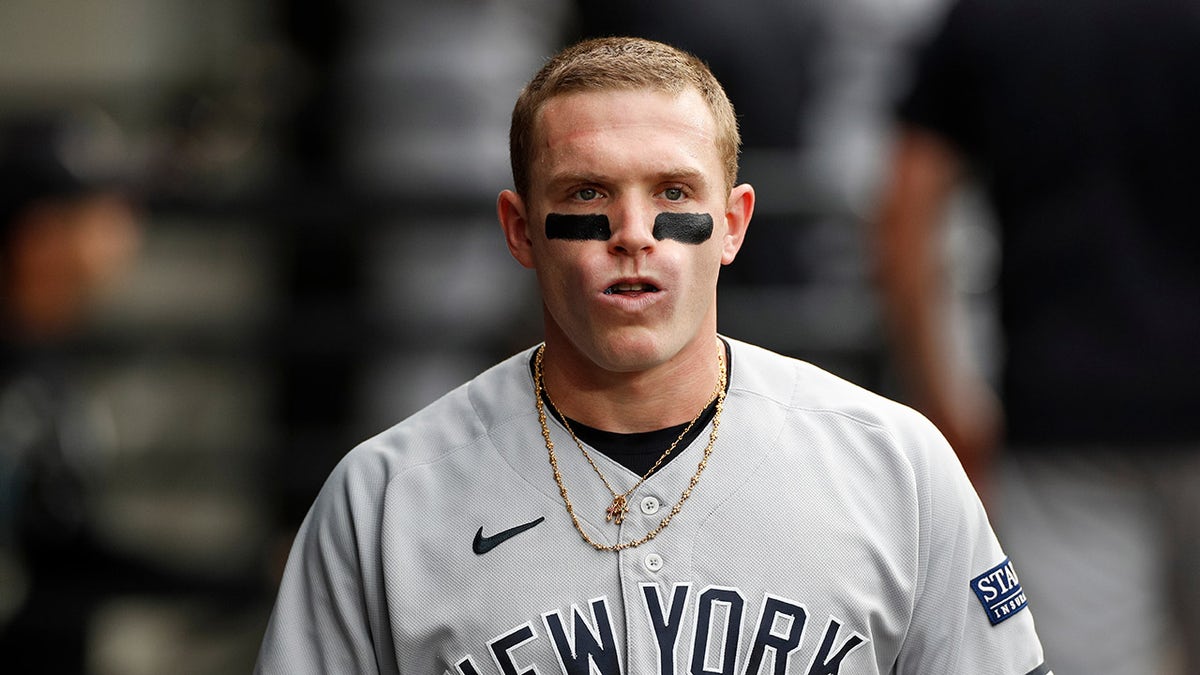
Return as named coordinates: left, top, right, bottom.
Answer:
left=604, top=282, right=660, bottom=295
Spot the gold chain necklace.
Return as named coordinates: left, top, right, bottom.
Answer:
left=533, top=343, right=726, bottom=552
left=537, top=346, right=725, bottom=525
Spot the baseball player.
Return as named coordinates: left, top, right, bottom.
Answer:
left=256, top=37, right=1050, bottom=674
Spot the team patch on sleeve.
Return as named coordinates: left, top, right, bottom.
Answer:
left=971, top=557, right=1029, bottom=625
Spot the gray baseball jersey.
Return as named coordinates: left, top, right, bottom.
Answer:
left=256, top=338, right=1050, bottom=674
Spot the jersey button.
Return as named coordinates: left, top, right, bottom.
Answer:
left=640, top=496, right=661, bottom=515
left=644, top=553, right=664, bottom=572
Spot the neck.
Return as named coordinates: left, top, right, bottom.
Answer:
left=538, top=333, right=725, bottom=434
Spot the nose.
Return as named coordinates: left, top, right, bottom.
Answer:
left=607, top=197, right=656, bottom=256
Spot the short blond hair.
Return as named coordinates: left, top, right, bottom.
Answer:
left=509, top=36, right=740, bottom=197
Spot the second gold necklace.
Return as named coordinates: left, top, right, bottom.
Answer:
left=533, top=344, right=726, bottom=551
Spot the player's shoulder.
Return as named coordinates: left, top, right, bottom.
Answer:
left=329, top=347, right=535, bottom=490
left=729, top=338, right=928, bottom=429
left=727, top=337, right=949, bottom=469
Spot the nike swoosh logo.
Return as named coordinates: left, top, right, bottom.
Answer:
left=473, top=517, right=545, bottom=555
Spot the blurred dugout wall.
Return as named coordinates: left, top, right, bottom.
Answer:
left=0, top=1, right=283, bottom=673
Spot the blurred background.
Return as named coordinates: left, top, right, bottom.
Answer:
left=0, top=0, right=1010, bottom=672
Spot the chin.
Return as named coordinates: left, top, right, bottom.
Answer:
left=587, top=333, right=676, bottom=373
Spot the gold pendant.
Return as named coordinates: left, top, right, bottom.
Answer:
left=606, top=495, right=628, bottom=524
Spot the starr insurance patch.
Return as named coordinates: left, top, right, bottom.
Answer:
left=971, top=557, right=1029, bottom=625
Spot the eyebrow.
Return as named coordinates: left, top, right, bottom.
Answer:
left=656, top=168, right=710, bottom=192
left=657, top=168, right=707, bottom=183
left=545, top=172, right=607, bottom=191
left=545, top=167, right=710, bottom=191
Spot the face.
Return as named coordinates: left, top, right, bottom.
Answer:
left=499, top=88, right=753, bottom=374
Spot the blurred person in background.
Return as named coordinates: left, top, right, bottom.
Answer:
left=875, top=0, right=1200, bottom=672
left=0, top=111, right=143, bottom=672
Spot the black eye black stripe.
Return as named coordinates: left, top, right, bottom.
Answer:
left=653, top=212, right=713, bottom=244
left=545, top=212, right=713, bottom=244
left=546, top=213, right=611, bottom=240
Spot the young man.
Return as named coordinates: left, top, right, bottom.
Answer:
left=256, top=37, right=1049, bottom=674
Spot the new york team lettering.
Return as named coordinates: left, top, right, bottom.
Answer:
left=447, top=585, right=868, bottom=675
left=543, top=599, right=622, bottom=673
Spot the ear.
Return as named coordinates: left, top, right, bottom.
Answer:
left=720, top=183, right=754, bottom=265
left=497, top=189, right=535, bottom=269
